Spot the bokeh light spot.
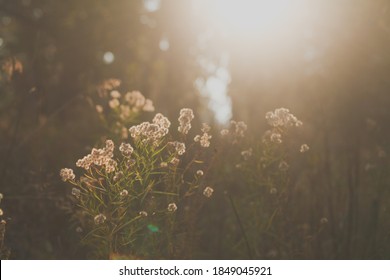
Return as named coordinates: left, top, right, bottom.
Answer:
left=143, top=0, right=161, bottom=12
left=103, top=52, right=115, bottom=64
left=147, top=224, right=159, bottom=233
left=159, top=38, right=170, bottom=51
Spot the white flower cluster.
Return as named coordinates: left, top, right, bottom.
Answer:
left=124, top=91, right=155, bottom=112
left=129, top=113, right=171, bottom=146
left=263, top=108, right=302, bottom=144
left=167, top=203, right=178, bottom=212
left=178, top=108, right=194, bottom=135
left=110, top=90, right=121, bottom=99
left=220, top=120, right=247, bottom=142
left=119, top=142, right=134, bottom=157
left=230, top=120, right=247, bottom=138
left=99, top=79, right=121, bottom=92
left=97, top=89, right=154, bottom=121
left=241, top=148, right=253, bottom=160
left=194, top=123, right=212, bottom=148
left=265, top=108, right=302, bottom=128
left=270, top=132, right=282, bottom=144
left=300, top=144, right=309, bottom=153
left=170, top=157, right=180, bottom=166
left=169, top=141, right=186, bottom=155
left=278, top=161, right=289, bottom=171
left=203, top=186, right=214, bottom=198
left=263, top=130, right=283, bottom=144
left=76, top=139, right=117, bottom=173
left=108, top=89, right=121, bottom=109
left=71, top=188, right=81, bottom=198
left=60, top=168, right=75, bottom=182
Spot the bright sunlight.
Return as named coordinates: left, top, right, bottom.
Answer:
left=195, top=0, right=309, bottom=38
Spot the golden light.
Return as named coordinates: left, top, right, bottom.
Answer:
left=190, top=0, right=321, bottom=124
left=194, top=0, right=311, bottom=42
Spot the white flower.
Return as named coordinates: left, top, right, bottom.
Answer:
left=120, top=189, right=128, bottom=197
left=119, top=105, right=131, bottom=120
left=71, top=188, right=81, bottom=198
left=195, top=126, right=212, bottom=148
left=167, top=203, right=177, bottom=212
left=278, top=161, right=289, bottom=171
left=270, top=132, right=282, bottom=144
left=176, top=142, right=186, bottom=155
left=200, top=133, right=212, bottom=147
left=265, top=108, right=302, bottom=128
left=196, top=170, right=204, bottom=176
left=170, top=157, right=180, bottom=166
left=232, top=121, right=247, bottom=138
left=169, top=141, right=186, bottom=155
left=139, top=211, right=148, bottom=217
left=201, top=123, right=211, bottom=133
left=300, top=144, right=310, bottom=153
left=119, top=142, right=134, bottom=157
left=110, top=90, right=121, bottom=99
left=203, top=186, right=214, bottom=198
left=270, top=188, right=278, bottom=195
left=95, top=105, right=103, bottom=113
left=125, top=91, right=145, bottom=110
left=113, top=171, right=123, bottom=181
left=222, top=121, right=247, bottom=143
left=0, top=209, right=3, bottom=216
left=143, top=99, right=155, bottom=112
left=153, top=113, right=171, bottom=131
left=104, top=159, right=117, bottom=173
left=75, top=140, right=117, bottom=173
left=94, top=214, right=106, bottom=225
left=109, top=98, right=120, bottom=109
left=60, top=168, right=75, bottom=182
left=220, top=129, right=229, bottom=136
left=160, top=162, right=168, bottom=168
left=263, top=130, right=283, bottom=144
left=241, top=148, right=253, bottom=160
left=178, top=108, right=194, bottom=134
left=129, top=113, right=170, bottom=146
left=100, top=78, right=121, bottom=91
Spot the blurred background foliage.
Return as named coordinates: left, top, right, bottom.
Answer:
left=1, top=0, right=390, bottom=259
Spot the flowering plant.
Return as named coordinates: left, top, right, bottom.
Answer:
left=61, top=82, right=308, bottom=258
left=61, top=106, right=219, bottom=258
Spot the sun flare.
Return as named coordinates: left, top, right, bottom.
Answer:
left=201, top=0, right=306, bottom=37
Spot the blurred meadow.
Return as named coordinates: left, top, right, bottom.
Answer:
left=1, top=0, right=390, bottom=259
